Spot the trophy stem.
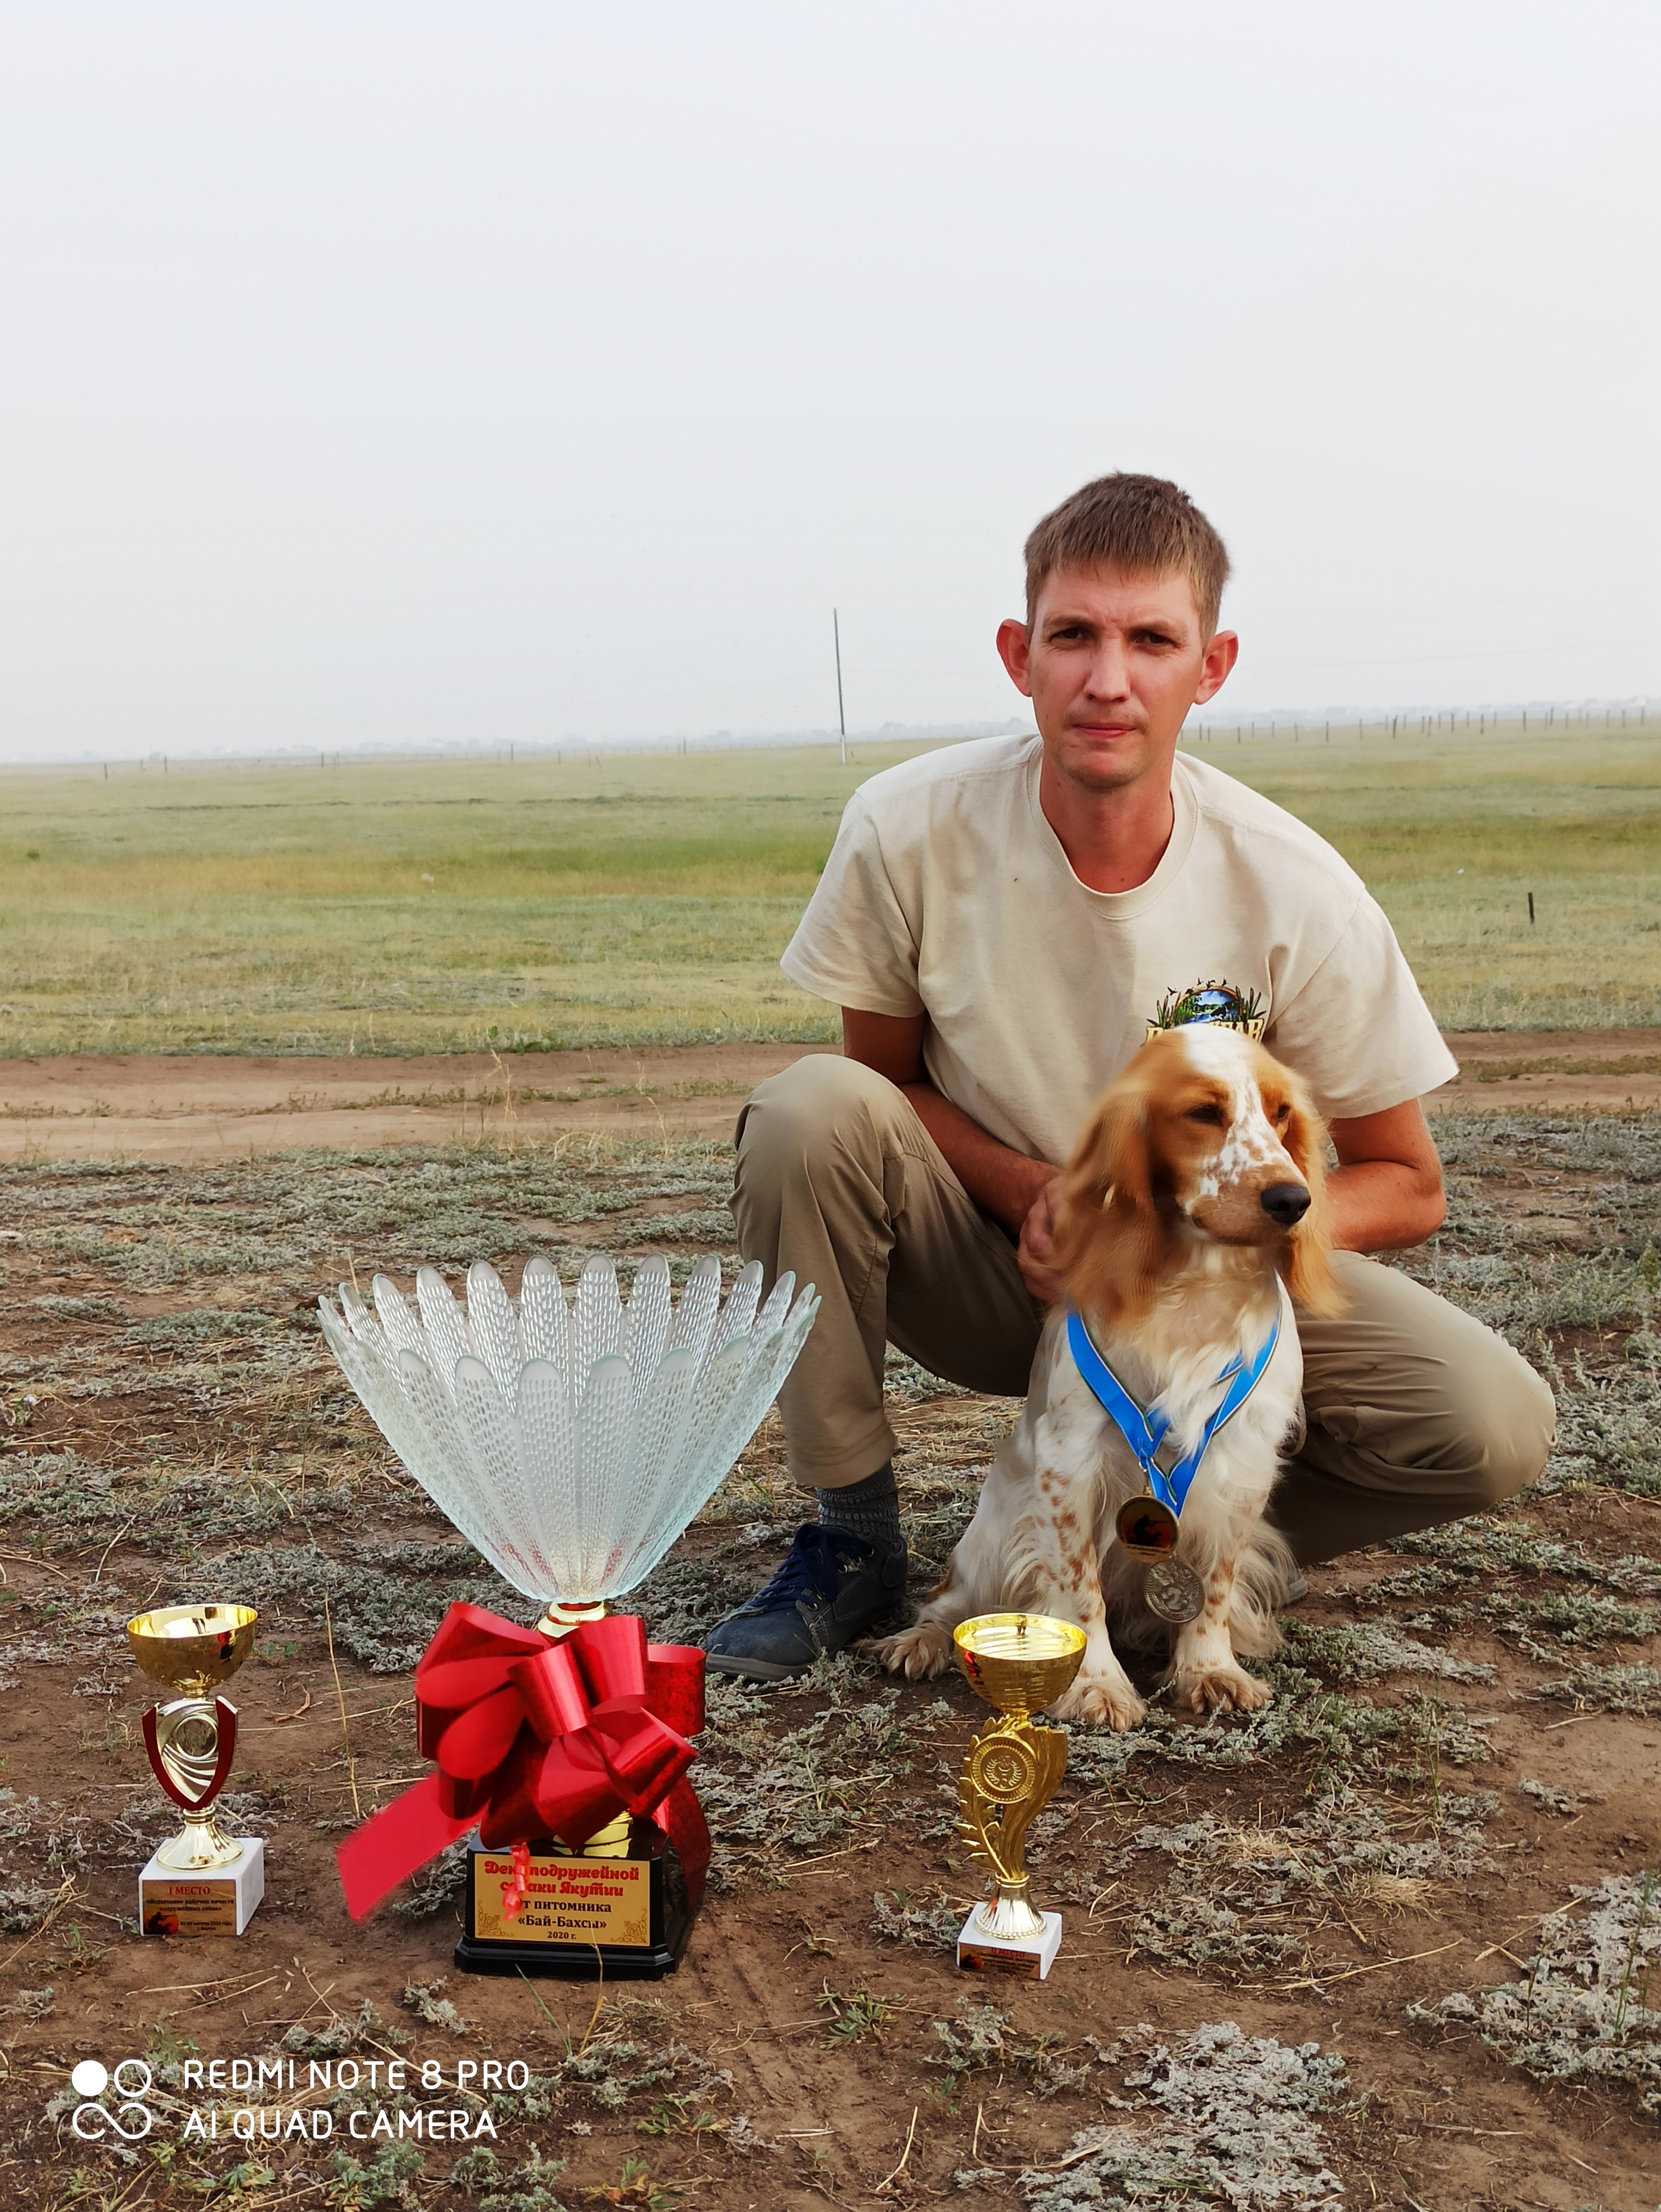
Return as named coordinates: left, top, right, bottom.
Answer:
left=155, top=1808, right=246, bottom=1872
left=974, top=1882, right=1049, bottom=1941
left=534, top=1598, right=609, bottom=1640
left=530, top=1602, right=628, bottom=1850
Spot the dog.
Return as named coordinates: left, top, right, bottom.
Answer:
left=871, top=1024, right=1342, bottom=1728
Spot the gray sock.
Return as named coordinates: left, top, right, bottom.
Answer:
left=815, top=1462, right=903, bottom=1553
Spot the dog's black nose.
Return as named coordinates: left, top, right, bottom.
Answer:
left=1260, top=1182, right=1311, bottom=1227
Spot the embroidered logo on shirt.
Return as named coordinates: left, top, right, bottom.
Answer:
left=1144, top=979, right=1267, bottom=1042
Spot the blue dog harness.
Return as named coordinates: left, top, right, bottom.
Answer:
left=1064, top=1298, right=1284, bottom=1522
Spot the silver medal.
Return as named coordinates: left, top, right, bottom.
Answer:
left=1142, top=1555, right=1207, bottom=1624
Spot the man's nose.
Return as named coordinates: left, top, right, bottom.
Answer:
left=1260, top=1183, right=1310, bottom=1227
left=1084, top=643, right=1131, bottom=697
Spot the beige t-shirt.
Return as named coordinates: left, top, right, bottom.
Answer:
left=781, top=736, right=1456, bottom=1166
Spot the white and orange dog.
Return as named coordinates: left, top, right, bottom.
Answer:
left=873, top=1025, right=1342, bottom=1728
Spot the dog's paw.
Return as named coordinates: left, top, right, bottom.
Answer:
left=866, top=1620, right=955, bottom=1680
left=1169, top=1661, right=1272, bottom=1716
left=1048, top=1670, right=1146, bottom=1732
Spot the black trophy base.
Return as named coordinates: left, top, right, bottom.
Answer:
left=454, top=1817, right=694, bottom=1981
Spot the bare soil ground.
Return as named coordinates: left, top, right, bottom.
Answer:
left=0, top=1113, right=1658, bottom=2210
left=0, top=1045, right=828, bottom=1162
left=3, top=1032, right=1661, bottom=1164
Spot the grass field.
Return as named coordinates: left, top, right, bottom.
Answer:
left=1, top=719, right=1658, bottom=1056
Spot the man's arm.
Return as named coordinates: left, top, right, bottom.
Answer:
left=843, top=1009, right=1065, bottom=1301
left=1326, top=1100, right=1446, bottom=1251
left=843, top=1010, right=1447, bottom=1297
left=842, top=1009, right=1052, bottom=1231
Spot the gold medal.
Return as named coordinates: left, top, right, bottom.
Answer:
left=1115, top=1494, right=1180, bottom=1560
left=1116, top=1497, right=1204, bottom=1623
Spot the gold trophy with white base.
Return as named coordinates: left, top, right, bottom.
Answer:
left=953, top=1613, right=1086, bottom=1980
left=128, top=1604, right=265, bottom=1936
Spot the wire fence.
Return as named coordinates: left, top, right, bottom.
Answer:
left=2, top=700, right=1656, bottom=779
left=1182, top=702, right=1654, bottom=745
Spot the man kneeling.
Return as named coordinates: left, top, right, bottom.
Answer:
left=703, top=472, right=1554, bottom=1683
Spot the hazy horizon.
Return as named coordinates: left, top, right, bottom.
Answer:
left=2, top=2, right=1657, bottom=764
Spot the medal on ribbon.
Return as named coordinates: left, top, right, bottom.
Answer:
left=1067, top=1306, right=1283, bottom=1627
left=1113, top=1495, right=1180, bottom=1559
left=1142, top=1557, right=1210, bottom=1623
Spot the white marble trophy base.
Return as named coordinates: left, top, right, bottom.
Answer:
left=140, top=1838, right=265, bottom=1937
left=956, top=1904, right=1063, bottom=1980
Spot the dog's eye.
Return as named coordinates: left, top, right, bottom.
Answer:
left=1185, top=1104, right=1226, bottom=1128
left=1273, top=1103, right=1291, bottom=1125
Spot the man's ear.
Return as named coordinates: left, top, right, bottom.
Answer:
left=996, top=617, right=1033, bottom=696
left=1194, top=627, right=1239, bottom=706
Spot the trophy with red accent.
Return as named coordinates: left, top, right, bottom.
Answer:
left=319, top=1252, right=818, bottom=1979
left=127, top=1604, right=264, bottom=1937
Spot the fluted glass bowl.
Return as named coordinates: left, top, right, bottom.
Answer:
left=319, top=1253, right=818, bottom=1607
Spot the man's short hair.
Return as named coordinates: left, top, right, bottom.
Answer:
left=1024, top=473, right=1230, bottom=638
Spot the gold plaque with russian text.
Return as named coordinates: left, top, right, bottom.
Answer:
left=470, top=1851, right=652, bottom=1948
left=141, top=1877, right=239, bottom=1937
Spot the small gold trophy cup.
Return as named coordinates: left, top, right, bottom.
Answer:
left=953, top=1612, right=1086, bottom=1980
left=128, top=1604, right=266, bottom=1936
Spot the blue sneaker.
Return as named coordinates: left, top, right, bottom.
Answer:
left=704, top=1524, right=909, bottom=1682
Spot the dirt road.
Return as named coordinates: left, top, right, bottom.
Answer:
left=2, top=1029, right=1658, bottom=1161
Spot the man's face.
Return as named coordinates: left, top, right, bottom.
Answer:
left=996, top=565, right=1237, bottom=796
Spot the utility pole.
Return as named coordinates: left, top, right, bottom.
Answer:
left=833, top=608, right=848, bottom=766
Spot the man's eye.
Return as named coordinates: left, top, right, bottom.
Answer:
left=1185, top=1105, right=1226, bottom=1127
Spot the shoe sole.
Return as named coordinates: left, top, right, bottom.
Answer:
left=704, top=1650, right=812, bottom=1683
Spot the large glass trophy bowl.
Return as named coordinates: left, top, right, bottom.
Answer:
left=318, top=1252, right=819, bottom=1621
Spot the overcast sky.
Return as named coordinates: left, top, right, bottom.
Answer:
left=1, top=2, right=1656, bottom=760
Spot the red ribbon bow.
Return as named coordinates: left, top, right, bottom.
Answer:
left=335, top=1603, right=709, bottom=1923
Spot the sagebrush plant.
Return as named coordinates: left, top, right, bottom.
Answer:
left=958, top=2022, right=1352, bottom=2212
left=1412, top=1871, right=1661, bottom=2116
left=694, top=1670, right=938, bottom=1882
left=870, top=1888, right=965, bottom=1950
left=928, top=2002, right=1090, bottom=2101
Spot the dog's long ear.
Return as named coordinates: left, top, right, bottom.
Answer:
left=1053, top=1085, right=1168, bottom=1327
left=1278, top=1073, right=1344, bottom=1315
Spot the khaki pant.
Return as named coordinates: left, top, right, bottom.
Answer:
left=731, top=1054, right=1555, bottom=1567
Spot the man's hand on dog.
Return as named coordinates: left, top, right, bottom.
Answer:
left=1019, top=1176, right=1067, bottom=1305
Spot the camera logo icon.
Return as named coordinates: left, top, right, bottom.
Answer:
left=70, top=2058, right=155, bottom=2141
